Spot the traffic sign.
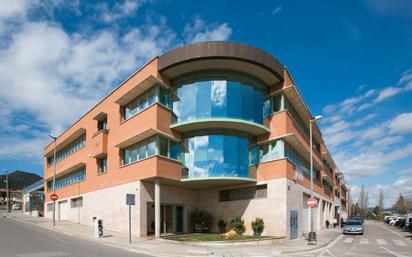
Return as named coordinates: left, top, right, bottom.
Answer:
left=50, top=193, right=58, bottom=201
left=126, top=193, right=135, bottom=206
left=307, top=197, right=317, bottom=208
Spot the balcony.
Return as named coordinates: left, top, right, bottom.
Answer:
left=91, top=129, right=108, bottom=158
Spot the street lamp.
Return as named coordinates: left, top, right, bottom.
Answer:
left=48, top=133, right=57, bottom=227
left=2, top=169, right=9, bottom=215
left=309, top=115, right=322, bottom=243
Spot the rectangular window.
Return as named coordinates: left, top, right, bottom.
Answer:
left=249, top=146, right=258, bottom=165
left=47, top=203, right=53, bottom=212
left=71, top=197, right=83, bottom=208
left=123, top=86, right=168, bottom=120
left=159, top=137, right=168, bottom=157
left=219, top=185, right=267, bottom=202
left=97, top=157, right=107, bottom=174
left=122, top=135, right=181, bottom=165
left=272, top=94, right=282, bottom=113
left=48, top=167, right=85, bottom=190
left=97, top=118, right=108, bottom=131
left=47, top=135, right=86, bottom=165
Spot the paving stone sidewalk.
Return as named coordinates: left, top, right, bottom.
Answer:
left=7, top=213, right=341, bottom=257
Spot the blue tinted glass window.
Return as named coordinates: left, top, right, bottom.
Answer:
left=172, top=75, right=267, bottom=125
left=183, top=134, right=249, bottom=179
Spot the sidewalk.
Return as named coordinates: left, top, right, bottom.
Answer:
left=7, top=213, right=342, bottom=257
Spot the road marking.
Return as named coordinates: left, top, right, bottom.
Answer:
left=359, top=238, right=368, bottom=245
left=376, top=239, right=387, bottom=245
left=393, top=239, right=407, bottom=246
left=380, top=246, right=412, bottom=257
left=17, top=252, right=70, bottom=257
left=343, top=237, right=353, bottom=243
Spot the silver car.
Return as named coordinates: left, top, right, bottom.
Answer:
left=343, top=220, right=364, bottom=235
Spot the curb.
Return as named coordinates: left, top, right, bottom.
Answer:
left=281, top=233, right=343, bottom=254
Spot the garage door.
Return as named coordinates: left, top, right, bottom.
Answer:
left=59, top=201, right=68, bottom=221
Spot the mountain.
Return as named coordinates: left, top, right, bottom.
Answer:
left=0, top=171, right=43, bottom=190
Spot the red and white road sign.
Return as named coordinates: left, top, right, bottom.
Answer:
left=307, top=198, right=317, bottom=208
left=50, top=193, right=58, bottom=201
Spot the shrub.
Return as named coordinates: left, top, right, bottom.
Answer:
left=230, top=217, right=246, bottom=235
left=189, top=209, right=213, bottom=233
left=217, top=218, right=227, bottom=233
left=251, top=218, right=265, bottom=236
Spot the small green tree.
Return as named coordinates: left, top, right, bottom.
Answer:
left=251, top=218, right=265, bottom=236
left=189, top=209, right=213, bottom=232
left=217, top=218, right=227, bottom=233
left=394, top=194, right=407, bottom=215
left=230, top=217, right=246, bottom=235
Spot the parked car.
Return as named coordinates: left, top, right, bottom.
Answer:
left=384, top=216, right=397, bottom=224
left=11, top=203, right=21, bottom=210
left=405, top=214, right=412, bottom=232
left=343, top=220, right=364, bottom=235
left=389, top=217, right=400, bottom=226
left=396, top=217, right=406, bottom=227
left=349, top=216, right=364, bottom=224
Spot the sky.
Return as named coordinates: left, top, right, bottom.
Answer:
left=0, top=0, right=411, bottom=208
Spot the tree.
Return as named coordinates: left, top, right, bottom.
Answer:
left=359, top=185, right=369, bottom=218
left=393, top=194, right=407, bottom=215
left=378, top=188, right=384, bottom=210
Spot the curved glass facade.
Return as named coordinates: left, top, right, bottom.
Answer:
left=182, top=134, right=249, bottom=179
left=172, top=73, right=267, bottom=125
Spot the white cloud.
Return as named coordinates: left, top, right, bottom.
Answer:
left=373, top=86, right=403, bottom=103
left=183, top=18, right=232, bottom=43
left=388, top=112, right=412, bottom=134
left=271, top=5, right=283, bottom=15
left=96, top=0, right=144, bottom=23
left=0, top=2, right=232, bottom=161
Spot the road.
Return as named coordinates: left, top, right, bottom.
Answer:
left=0, top=217, right=151, bottom=257
left=289, top=221, right=412, bottom=257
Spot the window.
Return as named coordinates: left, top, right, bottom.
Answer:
left=123, top=85, right=172, bottom=120
left=122, top=136, right=180, bottom=165
left=47, top=203, right=53, bottom=211
left=97, top=157, right=107, bottom=174
left=48, top=167, right=86, bottom=190
left=47, top=135, right=86, bottom=165
left=97, top=118, right=108, bottom=131
left=71, top=197, right=83, bottom=208
left=172, top=73, right=267, bottom=125
left=219, top=185, right=267, bottom=202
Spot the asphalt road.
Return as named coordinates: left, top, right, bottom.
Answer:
left=0, top=217, right=152, bottom=257
left=289, top=221, right=412, bottom=257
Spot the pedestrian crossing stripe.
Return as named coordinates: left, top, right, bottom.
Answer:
left=393, top=239, right=407, bottom=246
left=376, top=239, right=387, bottom=245
left=343, top=237, right=353, bottom=243
left=360, top=238, right=369, bottom=244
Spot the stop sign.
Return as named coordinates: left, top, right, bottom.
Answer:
left=50, top=193, right=58, bottom=201
left=307, top=198, right=317, bottom=207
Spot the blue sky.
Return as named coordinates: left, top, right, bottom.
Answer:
left=0, top=0, right=411, bottom=207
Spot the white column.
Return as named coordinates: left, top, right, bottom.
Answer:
left=154, top=179, right=160, bottom=238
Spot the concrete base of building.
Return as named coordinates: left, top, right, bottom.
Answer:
left=44, top=177, right=337, bottom=240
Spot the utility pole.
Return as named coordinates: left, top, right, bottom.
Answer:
left=48, top=133, right=57, bottom=226
left=6, top=170, right=9, bottom=214
left=309, top=115, right=322, bottom=243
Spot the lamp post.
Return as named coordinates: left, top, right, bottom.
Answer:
left=2, top=169, right=9, bottom=215
left=48, top=133, right=57, bottom=226
left=309, top=115, right=322, bottom=243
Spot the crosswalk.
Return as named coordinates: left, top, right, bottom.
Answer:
left=342, top=237, right=408, bottom=247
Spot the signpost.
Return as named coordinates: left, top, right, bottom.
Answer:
left=50, top=193, right=58, bottom=201
left=307, top=198, right=317, bottom=208
left=126, top=193, right=135, bottom=244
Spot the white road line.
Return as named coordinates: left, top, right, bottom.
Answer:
left=393, top=239, right=407, bottom=246
left=380, top=246, right=412, bottom=257
left=359, top=238, right=369, bottom=245
left=17, top=252, right=70, bottom=257
left=376, top=239, right=387, bottom=245
left=343, top=237, right=353, bottom=243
